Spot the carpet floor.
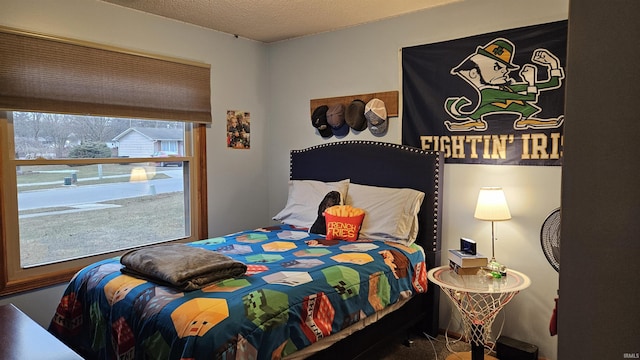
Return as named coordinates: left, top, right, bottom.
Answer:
left=376, top=333, right=494, bottom=360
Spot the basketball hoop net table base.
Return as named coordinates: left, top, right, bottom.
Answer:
left=427, top=267, right=531, bottom=360
left=443, top=288, right=519, bottom=360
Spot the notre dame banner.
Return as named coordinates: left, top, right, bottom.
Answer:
left=402, top=21, right=567, bottom=165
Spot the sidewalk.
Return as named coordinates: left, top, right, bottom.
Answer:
left=17, top=174, right=131, bottom=188
left=18, top=169, right=180, bottom=188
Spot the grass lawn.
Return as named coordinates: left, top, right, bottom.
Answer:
left=15, top=162, right=187, bottom=267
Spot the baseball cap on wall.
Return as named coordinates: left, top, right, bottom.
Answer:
left=311, top=105, right=333, bottom=137
left=345, top=99, right=367, bottom=131
left=364, top=98, right=388, bottom=135
left=326, top=103, right=349, bottom=136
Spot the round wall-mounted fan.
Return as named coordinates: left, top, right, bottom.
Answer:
left=540, top=208, right=561, bottom=272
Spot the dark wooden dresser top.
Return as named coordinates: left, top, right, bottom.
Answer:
left=0, top=303, right=83, bottom=360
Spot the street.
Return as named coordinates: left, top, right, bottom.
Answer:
left=18, top=170, right=184, bottom=211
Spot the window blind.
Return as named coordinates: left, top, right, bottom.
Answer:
left=0, top=27, right=211, bottom=123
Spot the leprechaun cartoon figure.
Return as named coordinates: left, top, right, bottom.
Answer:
left=445, top=38, right=564, bottom=131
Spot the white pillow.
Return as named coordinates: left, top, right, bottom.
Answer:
left=345, top=183, right=425, bottom=244
left=273, top=179, right=349, bottom=228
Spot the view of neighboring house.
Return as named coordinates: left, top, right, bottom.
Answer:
left=112, top=127, right=183, bottom=157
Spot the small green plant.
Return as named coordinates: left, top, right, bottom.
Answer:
left=68, top=142, right=112, bottom=158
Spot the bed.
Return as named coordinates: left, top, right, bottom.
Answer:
left=49, top=140, right=443, bottom=360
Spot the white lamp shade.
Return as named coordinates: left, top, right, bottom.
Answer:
left=474, top=187, right=511, bottom=221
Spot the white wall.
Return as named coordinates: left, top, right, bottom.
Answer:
left=1, top=0, right=568, bottom=358
left=266, top=1, right=567, bottom=358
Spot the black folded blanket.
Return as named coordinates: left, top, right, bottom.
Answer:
left=120, top=243, right=247, bottom=291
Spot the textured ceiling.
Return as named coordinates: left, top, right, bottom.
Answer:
left=99, top=0, right=459, bottom=43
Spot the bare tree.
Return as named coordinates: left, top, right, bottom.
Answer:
left=71, top=115, right=117, bottom=142
left=13, top=112, right=44, bottom=140
left=43, top=114, right=74, bottom=158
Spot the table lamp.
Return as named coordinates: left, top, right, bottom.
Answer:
left=474, top=187, right=511, bottom=271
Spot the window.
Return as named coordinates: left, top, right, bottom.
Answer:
left=15, top=113, right=192, bottom=268
left=1, top=112, right=208, bottom=294
left=0, top=27, right=210, bottom=295
left=161, top=141, right=179, bottom=153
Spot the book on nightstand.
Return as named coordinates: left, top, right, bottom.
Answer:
left=448, top=249, right=489, bottom=268
left=449, top=260, right=483, bottom=275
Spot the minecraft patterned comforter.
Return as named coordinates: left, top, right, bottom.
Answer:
left=49, top=224, right=427, bottom=360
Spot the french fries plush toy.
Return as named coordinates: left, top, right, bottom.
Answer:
left=324, top=205, right=366, bottom=241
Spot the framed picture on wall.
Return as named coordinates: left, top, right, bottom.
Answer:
left=226, top=110, right=251, bottom=149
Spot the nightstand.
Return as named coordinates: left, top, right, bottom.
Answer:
left=0, top=303, right=83, bottom=360
left=427, top=266, right=531, bottom=360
